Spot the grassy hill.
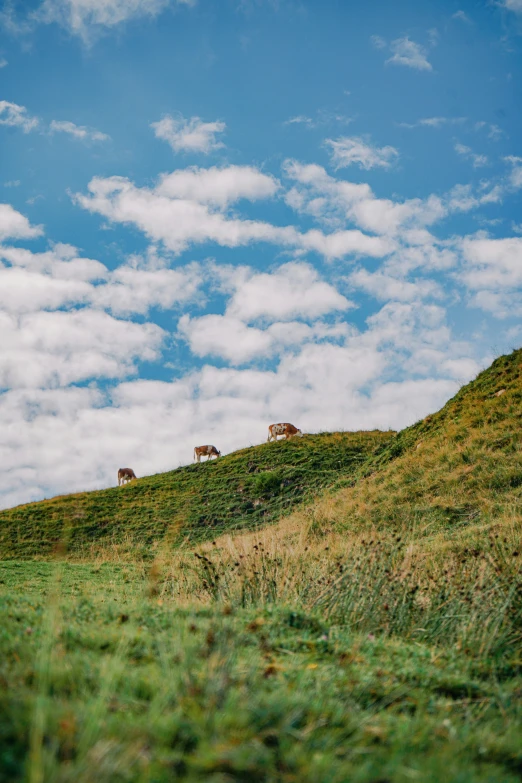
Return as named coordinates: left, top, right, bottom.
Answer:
left=1, top=349, right=521, bottom=783
left=0, top=430, right=392, bottom=560
left=293, top=347, right=521, bottom=540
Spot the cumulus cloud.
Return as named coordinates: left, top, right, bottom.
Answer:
left=460, top=235, right=522, bottom=291
left=283, top=160, right=445, bottom=237
left=0, top=101, right=39, bottom=132
left=155, top=165, right=278, bottom=206
left=349, top=268, right=442, bottom=302
left=223, top=262, right=353, bottom=323
left=386, top=37, right=433, bottom=71
left=92, top=262, right=203, bottom=315
left=325, top=136, right=399, bottom=170
left=0, top=240, right=204, bottom=317
left=49, top=119, right=110, bottom=141
left=0, top=204, right=43, bottom=241
left=151, top=115, right=226, bottom=154
left=0, top=309, right=165, bottom=389
left=74, top=168, right=391, bottom=259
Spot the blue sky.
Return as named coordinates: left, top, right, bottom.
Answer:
left=0, top=0, right=521, bottom=509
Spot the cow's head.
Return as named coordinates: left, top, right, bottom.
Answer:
left=217, top=450, right=222, bottom=457
left=296, top=429, right=303, bottom=437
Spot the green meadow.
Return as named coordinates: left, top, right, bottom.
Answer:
left=1, top=349, right=521, bottom=782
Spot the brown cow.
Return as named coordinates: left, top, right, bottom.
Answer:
left=267, top=423, right=303, bottom=442
left=194, top=445, right=221, bottom=463
left=118, top=467, right=137, bottom=486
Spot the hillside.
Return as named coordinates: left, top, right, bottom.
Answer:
left=295, top=347, right=522, bottom=540
left=0, top=430, right=392, bottom=559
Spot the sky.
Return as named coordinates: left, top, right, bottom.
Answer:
left=0, top=0, right=521, bottom=510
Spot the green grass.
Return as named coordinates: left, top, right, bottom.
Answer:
left=1, top=561, right=521, bottom=783
left=297, top=348, right=522, bottom=539
left=0, top=431, right=392, bottom=560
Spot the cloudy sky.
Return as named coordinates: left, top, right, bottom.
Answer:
left=0, top=0, right=521, bottom=509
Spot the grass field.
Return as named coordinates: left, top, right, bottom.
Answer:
left=1, top=349, right=521, bottom=782
left=1, top=558, right=521, bottom=783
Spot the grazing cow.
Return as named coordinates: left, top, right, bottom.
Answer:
left=194, top=445, right=221, bottom=463
left=267, top=423, right=303, bottom=442
left=118, top=468, right=137, bottom=486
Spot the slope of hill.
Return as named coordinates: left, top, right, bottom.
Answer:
left=298, top=347, right=522, bottom=540
left=0, top=431, right=392, bottom=559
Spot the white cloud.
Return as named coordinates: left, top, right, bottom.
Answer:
left=460, top=235, right=522, bottom=291
left=349, top=268, right=442, bottom=302
left=326, top=136, right=399, bottom=170
left=284, top=160, right=445, bottom=237
left=0, top=204, right=43, bottom=241
left=49, top=119, right=110, bottom=141
left=469, top=290, right=522, bottom=319
left=0, top=240, right=205, bottom=317
left=222, top=261, right=353, bottom=323
left=155, top=165, right=278, bottom=206
left=179, top=313, right=353, bottom=365
left=151, top=115, right=225, bottom=154
left=0, top=242, right=107, bottom=280
left=454, top=143, right=488, bottom=168
left=37, top=0, right=196, bottom=42
left=0, top=309, right=165, bottom=389
left=0, top=267, right=93, bottom=314
left=74, top=168, right=391, bottom=259
left=0, top=101, right=39, bottom=133
left=177, top=261, right=354, bottom=364
left=92, top=262, right=203, bottom=315
left=0, top=59, right=7, bottom=68
left=178, top=314, right=273, bottom=363
left=386, top=37, right=432, bottom=71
